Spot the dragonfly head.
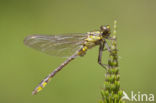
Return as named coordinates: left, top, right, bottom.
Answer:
left=100, top=25, right=111, bottom=37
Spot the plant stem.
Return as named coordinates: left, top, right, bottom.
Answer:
left=100, top=20, right=125, bottom=103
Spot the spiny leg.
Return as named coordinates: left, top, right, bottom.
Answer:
left=107, top=37, right=116, bottom=40
left=98, top=41, right=108, bottom=69
left=32, top=53, right=78, bottom=95
left=104, top=41, right=111, bottom=52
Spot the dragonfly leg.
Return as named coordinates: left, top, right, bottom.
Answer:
left=104, top=41, right=111, bottom=52
left=98, top=42, right=108, bottom=70
left=107, top=37, right=116, bottom=40
left=104, top=41, right=119, bottom=52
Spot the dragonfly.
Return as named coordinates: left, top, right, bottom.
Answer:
left=24, top=25, right=112, bottom=95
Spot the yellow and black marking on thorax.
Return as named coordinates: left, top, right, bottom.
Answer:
left=77, top=25, right=111, bottom=56
left=77, top=31, right=103, bottom=56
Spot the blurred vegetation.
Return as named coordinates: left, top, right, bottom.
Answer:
left=0, top=0, right=156, bottom=103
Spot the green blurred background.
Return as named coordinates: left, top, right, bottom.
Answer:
left=0, top=0, right=156, bottom=103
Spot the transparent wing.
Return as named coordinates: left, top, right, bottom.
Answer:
left=24, top=33, right=87, bottom=57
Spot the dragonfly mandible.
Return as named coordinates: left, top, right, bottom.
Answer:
left=24, top=25, right=112, bottom=95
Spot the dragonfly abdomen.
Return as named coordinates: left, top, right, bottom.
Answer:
left=32, top=53, right=78, bottom=95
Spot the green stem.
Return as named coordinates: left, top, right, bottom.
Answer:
left=100, top=20, right=125, bottom=103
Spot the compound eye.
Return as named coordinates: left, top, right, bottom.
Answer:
left=106, top=25, right=110, bottom=29
left=100, top=25, right=110, bottom=32
left=100, top=25, right=106, bottom=31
